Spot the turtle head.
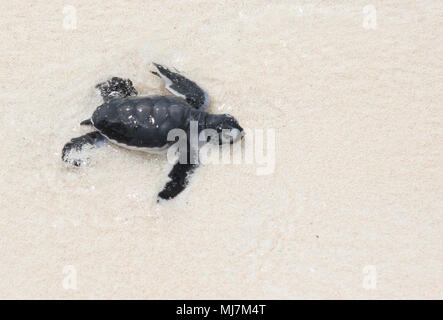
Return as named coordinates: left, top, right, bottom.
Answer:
left=205, top=114, right=244, bottom=145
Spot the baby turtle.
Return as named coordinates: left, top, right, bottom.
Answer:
left=62, top=63, right=244, bottom=200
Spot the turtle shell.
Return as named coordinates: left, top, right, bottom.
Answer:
left=91, top=95, right=192, bottom=150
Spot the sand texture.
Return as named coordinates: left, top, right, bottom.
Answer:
left=0, top=0, right=442, bottom=299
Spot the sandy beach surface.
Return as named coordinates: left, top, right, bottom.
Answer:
left=0, top=0, right=441, bottom=299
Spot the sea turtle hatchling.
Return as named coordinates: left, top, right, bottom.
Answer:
left=62, top=63, right=244, bottom=200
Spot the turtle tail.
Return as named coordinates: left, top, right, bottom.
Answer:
left=80, top=119, right=92, bottom=126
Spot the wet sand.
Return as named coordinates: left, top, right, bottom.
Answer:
left=0, top=0, right=441, bottom=298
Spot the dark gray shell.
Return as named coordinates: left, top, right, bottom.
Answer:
left=91, top=95, right=192, bottom=149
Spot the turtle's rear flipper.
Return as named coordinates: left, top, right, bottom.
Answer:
left=95, top=77, right=138, bottom=102
left=62, top=131, right=107, bottom=167
left=152, top=63, right=210, bottom=111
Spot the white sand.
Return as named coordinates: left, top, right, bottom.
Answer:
left=0, top=0, right=441, bottom=299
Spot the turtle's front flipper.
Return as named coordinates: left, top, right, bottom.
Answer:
left=95, top=77, right=138, bottom=102
left=158, top=143, right=199, bottom=201
left=158, top=162, right=198, bottom=201
left=62, top=131, right=107, bottom=167
left=152, top=63, right=210, bottom=111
